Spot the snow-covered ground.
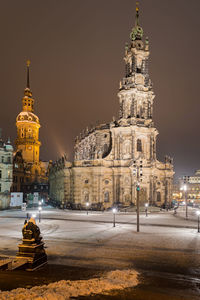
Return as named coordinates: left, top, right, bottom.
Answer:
left=0, top=206, right=198, bottom=227
left=0, top=269, right=138, bottom=299
left=0, top=208, right=200, bottom=299
left=0, top=209, right=200, bottom=269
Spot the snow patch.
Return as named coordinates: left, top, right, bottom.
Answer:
left=0, top=269, right=138, bottom=299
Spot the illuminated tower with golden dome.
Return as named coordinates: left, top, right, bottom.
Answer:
left=12, top=61, right=49, bottom=199
left=15, top=61, right=41, bottom=164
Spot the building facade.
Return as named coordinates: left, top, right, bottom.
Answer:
left=49, top=4, right=174, bottom=209
left=0, top=129, right=13, bottom=209
left=173, top=170, right=200, bottom=205
left=12, top=61, right=49, bottom=200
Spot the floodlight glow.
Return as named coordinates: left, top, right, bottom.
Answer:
left=182, top=201, right=186, bottom=205
left=32, top=214, right=36, bottom=218
left=145, top=203, right=149, bottom=207
left=38, top=207, right=42, bottom=211
left=196, top=211, right=200, bottom=216
left=112, top=208, right=117, bottom=214
left=183, top=185, right=187, bottom=191
left=86, top=202, right=89, bottom=207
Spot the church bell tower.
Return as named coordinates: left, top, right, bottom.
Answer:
left=118, top=2, right=154, bottom=128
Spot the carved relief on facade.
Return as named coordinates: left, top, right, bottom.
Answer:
left=82, top=189, right=89, bottom=203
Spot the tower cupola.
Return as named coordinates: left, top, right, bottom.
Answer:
left=130, top=1, right=143, bottom=41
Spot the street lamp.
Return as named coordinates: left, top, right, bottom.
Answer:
left=112, top=208, right=117, bottom=227
left=133, top=160, right=143, bottom=232
left=196, top=211, right=200, bottom=233
left=38, top=206, right=42, bottom=223
left=86, top=202, right=89, bottom=215
left=183, top=184, right=188, bottom=220
left=145, top=203, right=149, bottom=217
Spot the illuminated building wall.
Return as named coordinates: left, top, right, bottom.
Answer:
left=49, top=4, right=174, bottom=208
left=0, top=129, right=13, bottom=209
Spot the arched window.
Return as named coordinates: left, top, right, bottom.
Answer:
left=137, top=139, right=142, bottom=152
left=157, top=192, right=161, bottom=202
left=104, top=191, right=109, bottom=203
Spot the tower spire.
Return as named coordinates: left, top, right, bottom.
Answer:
left=23, top=60, right=33, bottom=111
left=26, top=59, right=31, bottom=89
left=130, top=1, right=143, bottom=41
left=135, top=1, right=139, bottom=26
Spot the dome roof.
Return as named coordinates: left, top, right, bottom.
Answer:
left=16, top=111, right=40, bottom=124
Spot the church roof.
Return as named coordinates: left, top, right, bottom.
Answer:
left=16, top=111, right=40, bottom=124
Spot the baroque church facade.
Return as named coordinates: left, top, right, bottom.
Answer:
left=0, top=129, right=13, bottom=209
left=49, top=5, right=174, bottom=208
left=12, top=61, right=49, bottom=200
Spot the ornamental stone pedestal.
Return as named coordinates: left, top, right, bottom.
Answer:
left=16, top=218, right=47, bottom=270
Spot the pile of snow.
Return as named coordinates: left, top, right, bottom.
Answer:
left=0, top=269, right=138, bottom=300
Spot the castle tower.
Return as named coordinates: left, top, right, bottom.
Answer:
left=15, top=61, right=41, bottom=163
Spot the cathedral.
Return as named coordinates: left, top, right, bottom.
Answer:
left=12, top=61, right=49, bottom=200
left=49, top=4, right=174, bottom=209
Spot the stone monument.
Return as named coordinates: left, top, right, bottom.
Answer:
left=17, top=217, right=47, bottom=270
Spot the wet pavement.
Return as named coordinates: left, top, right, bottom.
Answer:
left=0, top=252, right=200, bottom=300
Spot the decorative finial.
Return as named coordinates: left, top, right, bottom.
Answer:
left=26, top=59, right=31, bottom=67
left=130, top=1, right=143, bottom=41
left=136, top=1, right=139, bottom=12
left=26, top=59, right=30, bottom=89
left=135, top=1, right=139, bottom=26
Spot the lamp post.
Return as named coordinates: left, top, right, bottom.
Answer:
left=133, top=160, right=143, bottom=232
left=86, top=202, right=89, bottom=215
left=112, top=208, right=117, bottom=227
left=197, top=211, right=200, bottom=233
left=38, top=206, right=42, bottom=223
left=145, top=203, right=149, bottom=217
left=183, top=184, right=188, bottom=220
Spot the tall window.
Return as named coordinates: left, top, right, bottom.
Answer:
left=137, top=139, right=142, bottom=152
left=0, top=170, right=2, bottom=179
left=104, top=191, right=109, bottom=203
left=157, top=192, right=161, bottom=202
left=0, top=183, right=1, bottom=192
left=1, top=156, right=4, bottom=163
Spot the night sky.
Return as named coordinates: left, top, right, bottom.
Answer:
left=0, top=0, right=199, bottom=180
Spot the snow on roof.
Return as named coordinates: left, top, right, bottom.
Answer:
left=16, top=111, right=40, bottom=123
